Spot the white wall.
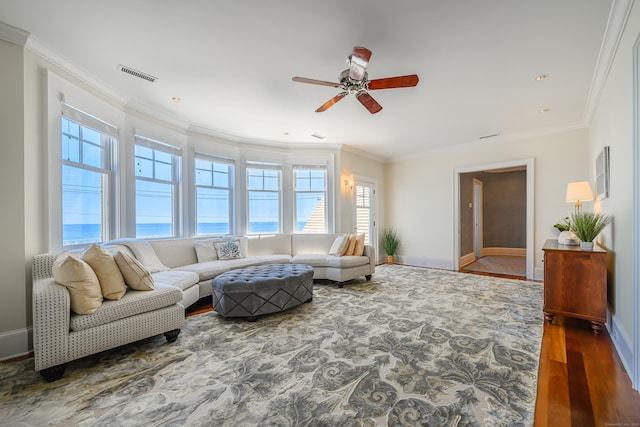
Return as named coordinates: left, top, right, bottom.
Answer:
left=384, top=128, right=590, bottom=275
left=338, top=148, right=386, bottom=256
left=0, top=39, right=28, bottom=360
left=588, top=1, right=639, bottom=378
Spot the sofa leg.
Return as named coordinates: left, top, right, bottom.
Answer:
left=40, top=363, right=67, bottom=382
left=164, top=329, right=181, bottom=343
left=337, top=282, right=345, bottom=288
left=365, top=275, right=372, bottom=281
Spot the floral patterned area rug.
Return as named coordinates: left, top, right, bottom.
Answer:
left=0, top=265, right=543, bottom=426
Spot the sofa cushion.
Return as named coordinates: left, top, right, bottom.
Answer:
left=214, top=240, right=242, bottom=260
left=114, top=251, right=155, bottom=291
left=108, top=238, right=169, bottom=273
left=354, top=233, right=365, bottom=256
left=83, top=244, right=126, bottom=300
left=344, top=234, right=357, bottom=256
left=152, top=270, right=200, bottom=292
left=325, top=255, right=370, bottom=268
left=52, top=252, right=103, bottom=315
left=291, top=254, right=330, bottom=268
left=69, top=283, right=182, bottom=332
left=292, top=254, right=369, bottom=268
left=328, top=235, right=349, bottom=256
left=176, top=262, right=231, bottom=282
left=194, top=238, right=225, bottom=262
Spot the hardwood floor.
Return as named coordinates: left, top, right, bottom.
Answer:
left=187, top=292, right=640, bottom=426
left=535, top=315, right=640, bottom=426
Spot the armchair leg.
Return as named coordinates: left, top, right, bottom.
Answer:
left=40, top=363, right=67, bottom=382
left=164, top=329, right=181, bottom=343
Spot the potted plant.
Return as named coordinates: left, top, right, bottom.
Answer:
left=570, top=211, right=612, bottom=250
left=382, top=228, right=400, bottom=264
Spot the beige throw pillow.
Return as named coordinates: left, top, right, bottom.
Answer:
left=344, top=234, right=357, bottom=256
left=354, top=233, right=366, bottom=256
left=83, top=244, right=126, bottom=300
left=328, top=234, right=349, bottom=256
left=52, top=252, right=103, bottom=315
left=114, top=251, right=155, bottom=291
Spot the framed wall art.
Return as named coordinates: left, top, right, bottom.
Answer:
left=595, top=146, right=610, bottom=200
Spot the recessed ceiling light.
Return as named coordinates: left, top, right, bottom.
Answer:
left=311, top=133, right=326, bottom=140
left=171, top=97, right=181, bottom=103
left=283, top=132, right=289, bottom=136
left=540, top=108, right=550, bottom=113
left=535, top=75, right=548, bottom=81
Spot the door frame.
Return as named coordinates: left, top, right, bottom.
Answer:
left=352, top=175, right=378, bottom=258
left=453, top=158, right=535, bottom=279
left=473, top=178, right=483, bottom=258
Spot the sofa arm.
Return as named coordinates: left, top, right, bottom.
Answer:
left=32, top=254, right=71, bottom=371
left=363, top=245, right=376, bottom=272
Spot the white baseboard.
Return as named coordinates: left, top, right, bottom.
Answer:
left=0, top=327, right=32, bottom=361
left=481, top=247, right=526, bottom=257
left=534, top=267, right=544, bottom=281
left=397, top=255, right=454, bottom=271
left=459, top=252, right=475, bottom=268
left=606, top=311, right=634, bottom=380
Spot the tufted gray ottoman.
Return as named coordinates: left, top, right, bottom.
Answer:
left=211, top=264, right=314, bottom=321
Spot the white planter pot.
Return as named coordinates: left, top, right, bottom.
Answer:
left=580, top=241, right=594, bottom=250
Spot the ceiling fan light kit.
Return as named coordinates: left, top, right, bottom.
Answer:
left=292, top=46, right=419, bottom=114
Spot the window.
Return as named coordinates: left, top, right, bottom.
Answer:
left=247, top=163, right=281, bottom=233
left=294, top=167, right=327, bottom=233
left=195, top=154, right=234, bottom=235
left=355, top=183, right=373, bottom=245
left=134, top=136, right=181, bottom=238
left=61, top=110, right=116, bottom=247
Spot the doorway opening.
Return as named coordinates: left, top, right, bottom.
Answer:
left=453, top=159, right=534, bottom=279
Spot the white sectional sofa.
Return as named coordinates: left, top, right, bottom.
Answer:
left=112, top=233, right=376, bottom=309
left=32, top=233, right=375, bottom=380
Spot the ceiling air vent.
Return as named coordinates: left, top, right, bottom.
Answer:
left=311, top=133, right=326, bottom=140
left=118, top=65, right=158, bottom=82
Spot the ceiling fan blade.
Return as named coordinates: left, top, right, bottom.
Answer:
left=316, top=92, right=348, bottom=112
left=292, top=76, right=341, bottom=88
left=367, top=74, right=419, bottom=90
left=349, top=46, right=372, bottom=81
left=356, top=91, right=383, bottom=114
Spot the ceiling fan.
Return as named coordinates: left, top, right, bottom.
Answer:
left=292, top=46, right=419, bottom=114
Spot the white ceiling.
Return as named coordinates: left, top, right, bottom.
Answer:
left=0, top=0, right=615, bottom=161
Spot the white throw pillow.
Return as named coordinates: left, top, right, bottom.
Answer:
left=328, top=234, right=349, bottom=256
left=83, top=244, right=126, bottom=300
left=52, top=252, right=103, bottom=315
left=354, top=233, right=366, bottom=256
left=194, top=239, right=221, bottom=262
left=114, top=251, right=155, bottom=291
left=214, top=240, right=242, bottom=260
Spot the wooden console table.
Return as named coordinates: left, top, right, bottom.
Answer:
left=542, top=239, right=607, bottom=335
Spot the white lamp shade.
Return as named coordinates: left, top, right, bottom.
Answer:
left=566, top=181, right=593, bottom=203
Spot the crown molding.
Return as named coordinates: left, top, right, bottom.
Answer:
left=388, top=121, right=588, bottom=163
left=24, top=34, right=129, bottom=106
left=0, top=21, right=29, bottom=46
left=340, top=143, right=389, bottom=164
left=583, top=0, right=635, bottom=124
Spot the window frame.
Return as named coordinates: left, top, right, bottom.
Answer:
left=194, top=153, right=235, bottom=235
left=133, top=135, right=182, bottom=239
left=246, top=162, right=283, bottom=234
left=60, top=105, right=118, bottom=249
left=293, top=165, right=328, bottom=233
